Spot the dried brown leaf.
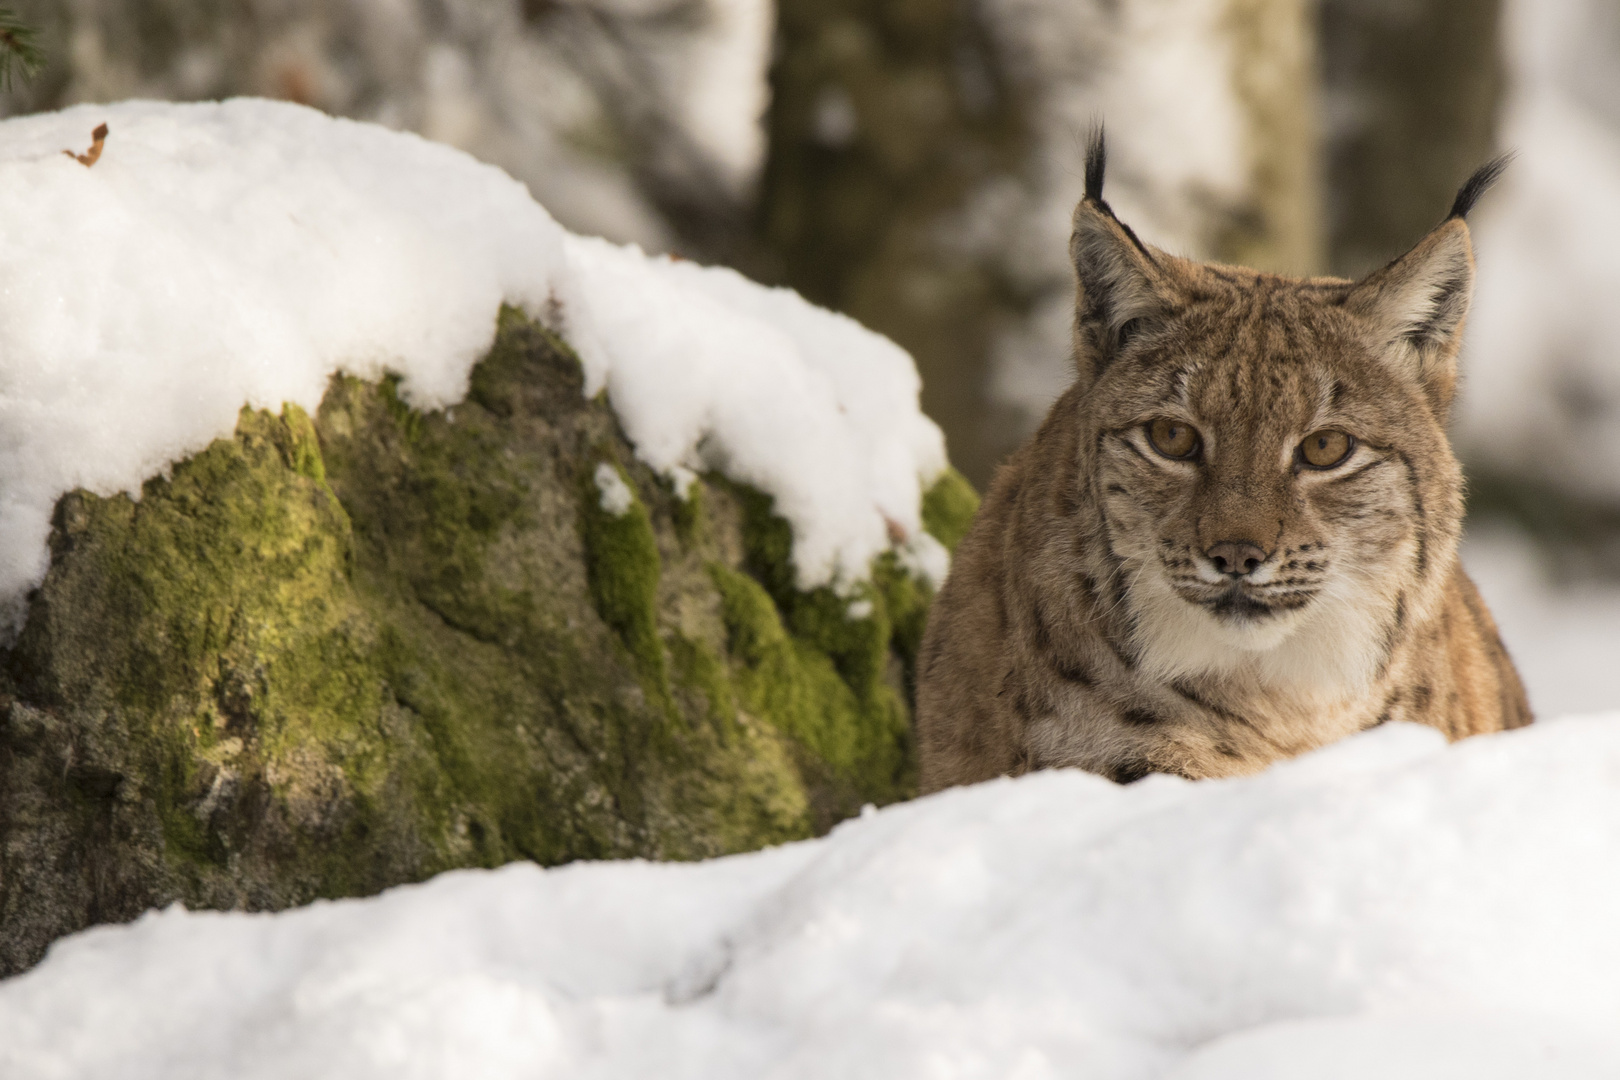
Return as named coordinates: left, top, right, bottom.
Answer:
left=63, top=122, right=108, bottom=168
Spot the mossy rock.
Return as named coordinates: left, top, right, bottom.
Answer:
left=0, top=307, right=979, bottom=976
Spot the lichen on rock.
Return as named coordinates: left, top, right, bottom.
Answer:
left=0, top=307, right=977, bottom=976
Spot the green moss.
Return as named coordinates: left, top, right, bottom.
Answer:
left=278, top=402, right=327, bottom=483
left=378, top=374, right=431, bottom=444
left=922, top=467, right=980, bottom=553
left=0, top=308, right=939, bottom=975
left=669, top=632, right=736, bottom=736
left=365, top=607, right=629, bottom=868
left=873, top=552, right=929, bottom=693
left=726, top=484, right=889, bottom=688
left=666, top=630, right=814, bottom=848
left=6, top=404, right=417, bottom=898
left=578, top=458, right=669, bottom=699
left=709, top=559, right=909, bottom=806
left=672, top=482, right=705, bottom=548
left=710, top=564, right=859, bottom=768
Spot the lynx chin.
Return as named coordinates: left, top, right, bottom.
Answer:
left=915, top=131, right=1530, bottom=791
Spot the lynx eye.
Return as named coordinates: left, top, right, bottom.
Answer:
left=1146, top=417, right=1200, bottom=460
left=1300, top=429, right=1354, bottom=469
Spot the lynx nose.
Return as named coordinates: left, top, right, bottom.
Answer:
left=1206, top=540, right=1268, bottom=578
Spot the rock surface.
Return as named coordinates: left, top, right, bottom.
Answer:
left=0, top=308, right=975, bottom=977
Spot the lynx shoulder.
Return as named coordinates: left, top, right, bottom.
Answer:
left=915, top=133, right=1530, bottom=791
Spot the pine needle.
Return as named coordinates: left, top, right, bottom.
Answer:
left=0, top=7, right=43, bottom=90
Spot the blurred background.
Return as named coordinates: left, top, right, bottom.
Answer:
left=0, top=0, right=1616, bottom=715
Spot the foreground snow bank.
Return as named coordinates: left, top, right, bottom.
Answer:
left=5, top=717, right=1620, bottom=1079
left=0, top=98, right=945, bottom=622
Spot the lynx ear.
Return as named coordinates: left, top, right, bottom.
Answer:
left=1071, top=128, right=1168, bottom=378
left=1346, top=155, right=1510, bottom=417
left=1346, top=219, right=1474, bottom=414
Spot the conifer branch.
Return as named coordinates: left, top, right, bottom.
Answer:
left=0, top=7, right=43, bottom=90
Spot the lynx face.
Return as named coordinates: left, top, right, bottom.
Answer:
left=1087, top=280, right=1460, bottom=694
left=913, top=133, right=1528, bottom=793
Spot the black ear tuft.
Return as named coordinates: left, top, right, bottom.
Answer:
left=1448, top=153, right=1515, bottom=221
left=1085, top=125, right=1106, bottom=203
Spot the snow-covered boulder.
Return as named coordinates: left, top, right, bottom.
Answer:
left=0, top=99, right=976, bottom=976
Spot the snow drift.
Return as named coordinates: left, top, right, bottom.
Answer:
left=0, top=98, right=946, bottom=627
left=4, top=716, right=1620, bottom=1078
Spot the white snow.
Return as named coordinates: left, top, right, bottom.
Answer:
left=558, top=236, right=947, bottom=588
left=0, top=97, right=946, bottom=626
left=593, top=463, right=634, bottom=517
left=898, top=529, right=953, bottom=589
left=6, top=716, right=1620, bottom=1078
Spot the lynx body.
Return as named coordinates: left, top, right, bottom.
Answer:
left=916, top=136, right=1530, bottom=791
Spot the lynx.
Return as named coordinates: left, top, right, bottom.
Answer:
left=916, top=132, right=1531, bottom=791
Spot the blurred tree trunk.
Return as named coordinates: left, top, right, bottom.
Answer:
left=755, top=0, right=1321, bottom=488
left=753, top=0, right=1024, bottom=490
left=4, top=0, right=1328, bottom=489
left=1317, top=0, right=1504, bottom=276
left=0, top=0, right=773, bottom=257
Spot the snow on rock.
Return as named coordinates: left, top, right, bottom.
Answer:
left=5, top=716, right=1620, bottom=1078
left=557, top=236, right=946, bottom=589
left=593, top=462, right=635, bottom=517
left=0, top=98, right=945, bottom=626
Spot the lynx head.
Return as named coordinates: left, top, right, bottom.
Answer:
left=1070, top=130, right=1509, bottom=698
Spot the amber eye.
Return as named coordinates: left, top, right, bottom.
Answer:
left=1147, top=418, right=1201, bottom=460
left=1300, top=429, right=1354, bottom=469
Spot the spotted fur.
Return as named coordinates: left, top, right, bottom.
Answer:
left=916, top=137, right=1530, bottom=791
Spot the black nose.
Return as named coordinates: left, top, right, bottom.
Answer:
left=1206, top=541, right=1267, bottom=577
